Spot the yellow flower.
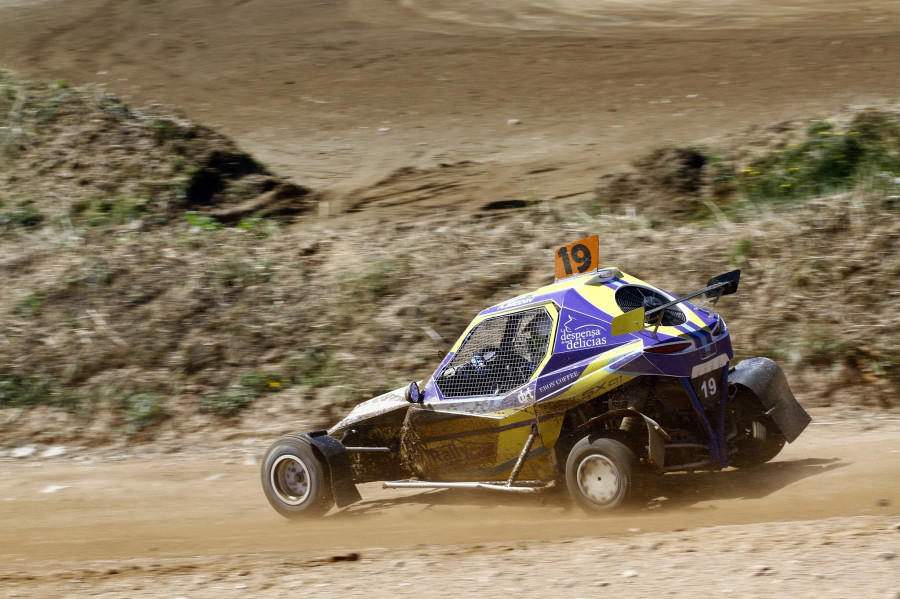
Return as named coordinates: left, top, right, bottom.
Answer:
left=268, top=381, right=281, bottom=388
left=781, top=183, right=792, bottom=188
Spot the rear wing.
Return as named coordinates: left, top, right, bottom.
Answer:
left=611, top=270, right=741, bottom=337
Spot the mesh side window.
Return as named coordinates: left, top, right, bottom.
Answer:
left=436, top=307, right=553, bottom=398
left=512, top=309, right=553, bottom=365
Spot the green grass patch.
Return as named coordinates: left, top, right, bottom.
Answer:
left=34, top=89, right=73, bottom=123
left=70, top=196, right=149, bottom=227
left=286, top=346, right=342, bottom=388
left=739, top=112, right=900, bottom=201
left=199, top=369, right=286, bottom=417
left=871, top=351, right=900, bottom=387
left=0, top=207, right=44, bottom=230
left=93, top=384, right=169, bottom=430
left=149, top=119, right=181, bottom=144
left=184, top=213, right=223, bottom=231
left=121, top=392, right=168, bottom=430
left=12, top=291, right=43, bottom=317
left=726, top=238, right=753, bottom=266
left=236, top=213, right=277, bottom=238
left=0, top=370, right=81, bottom=410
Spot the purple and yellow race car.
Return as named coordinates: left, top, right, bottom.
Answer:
left=261, top=235, right=810, bottom=517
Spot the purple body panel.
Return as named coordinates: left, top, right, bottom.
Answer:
left=425, top=276, right=728, bottom=403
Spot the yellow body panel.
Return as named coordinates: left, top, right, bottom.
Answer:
left=401, top=404, right=555, bottom=482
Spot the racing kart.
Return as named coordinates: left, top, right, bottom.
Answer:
left=261, top=235, right=810, bottom=517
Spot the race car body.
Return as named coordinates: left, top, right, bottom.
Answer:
left=262, top=235, right=811, bottom=517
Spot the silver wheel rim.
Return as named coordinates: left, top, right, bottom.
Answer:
left=576, top=454, right=620, bottom=505
left=271, top=455, right=312, bottom=505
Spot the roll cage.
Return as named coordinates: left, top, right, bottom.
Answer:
left=435, top=305, right=555, bottom=399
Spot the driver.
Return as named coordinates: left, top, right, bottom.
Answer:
left=523, top=312, right=553, bottom=365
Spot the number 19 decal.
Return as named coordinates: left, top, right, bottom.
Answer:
left=700, top=376, right=717, bottom=399
left=555, top=235, right=600, bottom=279
left=691, top=369, right=724, bottom=405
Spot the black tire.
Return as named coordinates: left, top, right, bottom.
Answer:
left=261, top=435, right=334, bottom=518
left=730, top=424, right=786, bottom=469
left=565, top=437, right=637, bottom=511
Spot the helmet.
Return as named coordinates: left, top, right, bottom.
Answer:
left=524, top=312, right=552, bottom=360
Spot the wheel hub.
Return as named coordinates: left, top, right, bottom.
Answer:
left=576, top=454, right=620, bottom=505
left=271, top=455, right=311, bottom=505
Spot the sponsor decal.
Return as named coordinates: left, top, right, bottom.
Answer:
left=578, top=374, right=626, bottom=402
left=690, top=353, right=729, bottom=379
left=557, top=314, right=608, bottom=352
left=537, top=370, right=581, bottom=396
left=490, top=294, right=535, bottom=312
left=498, top=381, right=537, bottom=411
left=424, top=441, right=494, bottom=466
left=516, top=385, right=535, bottom=405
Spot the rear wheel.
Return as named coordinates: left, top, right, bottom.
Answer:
left=261, top=436, right=333, bottom=518
left=565, top=437, right=637, bottom=511
left=730, top=422, right=786, bottom=468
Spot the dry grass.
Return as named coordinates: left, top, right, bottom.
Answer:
left=1, top=73, right=898, bottom=447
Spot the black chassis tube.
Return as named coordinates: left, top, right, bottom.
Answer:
left=302, top=430, right=363, bottom=508
left=729, top=357, right=811, bottom=443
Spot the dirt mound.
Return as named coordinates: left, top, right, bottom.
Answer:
left=593, top=147, right=719, bottom=218
left=593, top=106, right=900, bottom=220
left=0, top=73, right=315, bottom=228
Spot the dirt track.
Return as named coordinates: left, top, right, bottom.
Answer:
left=1, top=0, right=900, bottom=596
left=1, top=409, right=898, bottom=597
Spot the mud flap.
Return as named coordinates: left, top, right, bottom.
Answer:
left=729, top=357, right=811, bottom=443
left=302, top=431, right=363, bottom=508
left=641, top=414, right=669, bottom=469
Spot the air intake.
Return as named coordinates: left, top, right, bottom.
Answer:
left=614, top=285, right=687, bottom=327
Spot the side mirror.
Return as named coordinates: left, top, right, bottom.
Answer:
left=406, top=381, right=423, bottom=404
left=705, top=269, right=741, bottom=297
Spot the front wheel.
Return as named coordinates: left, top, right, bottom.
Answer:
left=261, top=435, right=333, bottom=518
left=565, top=437, right=637, bottom=511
